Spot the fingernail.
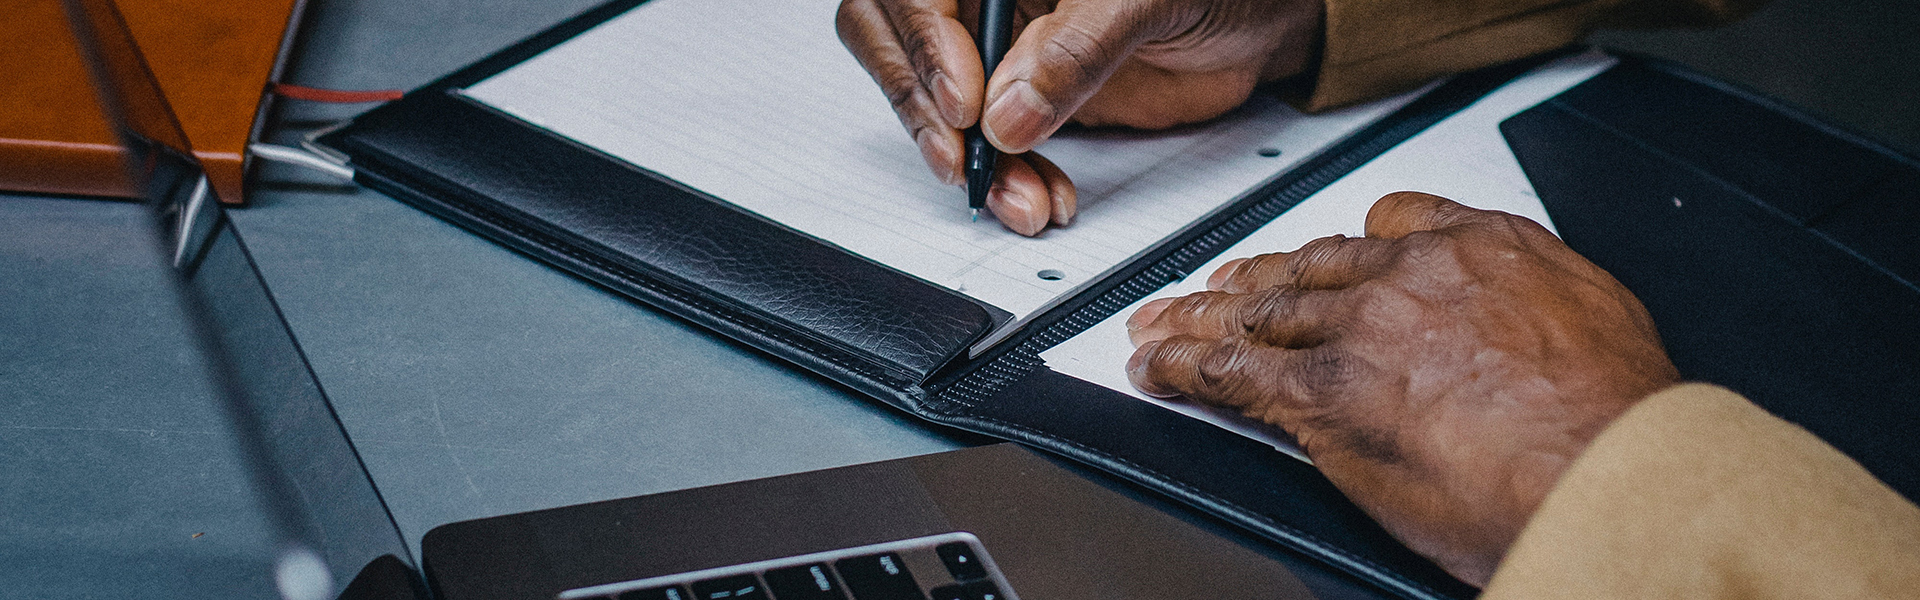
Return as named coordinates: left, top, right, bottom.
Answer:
left=1126, top=341, right=1157, bottom=375
left=1127, top=342, right=1176, bottom=397
left=1050, top=183, right=1076, bottom=227
left=1127, top=298, right=1173, bottom=333
left=991, top=184, right=1047, bottom=236
left=982, top=80, right=1053, bottom=153
left=916, top=128, right=960, bottom=185
left=1051, top=198, right=1074, bottom=227
left=931, top=72, right=967, bottom=127
left=1209, top=258, right=1247, bottom=290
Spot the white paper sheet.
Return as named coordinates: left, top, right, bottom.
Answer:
left=1040, top=51, right=1619, bottom=461
left=461, top=0, right=1417, bottom=354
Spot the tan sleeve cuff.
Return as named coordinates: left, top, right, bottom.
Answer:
left=1303, top=0, right=1767, bottom=111
left=1481, top=384, right=1920, bottom=599
left=1304, top=0, right=1612, bottom=110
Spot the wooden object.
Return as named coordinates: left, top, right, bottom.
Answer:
left=0, top=0, right=305, bottom=204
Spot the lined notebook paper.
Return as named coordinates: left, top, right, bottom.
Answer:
left=462, top=0, right=1414, bottom=353
left=1040, top=51, right=1616, bottom=460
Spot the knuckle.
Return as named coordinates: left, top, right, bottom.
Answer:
left=1498, top=212, right=1556, bottom=243
left=899, top=12, right=946, bottom=69
left=1040, top=22, right=1115, bottom=86
left=1288, top=235, right=1347, bottom=276
left=883, top=91, right=934, bottom=135
left=1448, top=202, right=1502, bottom=224
left=876, top=69, right=935, bottom=131
left=1379, top=190, right=1438, bottom=205
left=1232, top=253, right=1284, bottom=288
left=883, top=76, right=920, bottom=110
left=1242, top=287, right=1297, bottom=331
left=1150, top=337, right=1198, bottom=366
left=1195, top=341, right=1256, bottom=396
left=1147, top=338, right=1206, bottom=388
left=1396, top=230, right=1449, bottom=261
left=1168, top=290, right=1225, bottom=322
left=1372, top=191, right=1436, bottom=219
left=1296, top=233, right=1349, bottom=255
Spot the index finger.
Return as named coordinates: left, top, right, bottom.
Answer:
left=1127, top=287, right=1340, bottom=349
left=1126, top=336, right=1335, bottom=432
left=875, top=0, right=984, bottom=128
left=1208, top=235, right=1397, bottom=293
left=1362, top=191, right=1503, bottom=239
left=837, top=0, right=970, bottom=184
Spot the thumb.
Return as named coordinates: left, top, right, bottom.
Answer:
left=981, top=0, right=1172, bottom=152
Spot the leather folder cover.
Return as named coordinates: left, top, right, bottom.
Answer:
left=318, top=1, right=1920, bottom=595
left=1, top=0, right=304, bottom=204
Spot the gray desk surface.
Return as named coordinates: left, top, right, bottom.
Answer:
left=1, top=196, right=279, bottom=598
left=2, top=0, right=973, bottom=595
left=246, top=0, right=979, bottom=553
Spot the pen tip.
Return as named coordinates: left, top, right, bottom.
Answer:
left=971, top=208, right=979, bottom=222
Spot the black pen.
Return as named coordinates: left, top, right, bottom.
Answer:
left=965, top=0, right=1016, bottom=221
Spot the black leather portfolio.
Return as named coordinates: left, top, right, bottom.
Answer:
left=317, top=0, right=1920, bottom=596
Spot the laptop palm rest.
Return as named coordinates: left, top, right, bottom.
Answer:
left=421, top=443, right=1330, bottom=600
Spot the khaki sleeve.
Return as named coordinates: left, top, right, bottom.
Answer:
left=1305, top=0, right=1767, bottom=110
left=1480, top=384, right=1920, bottom=600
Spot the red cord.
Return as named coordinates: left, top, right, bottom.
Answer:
left=270, top=83, right=404, bottom=103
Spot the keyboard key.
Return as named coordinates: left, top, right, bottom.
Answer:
left=619, top=586, right=691, bottom=600
left=764, top=563, right=846, bottom=600
left=691, top=574, right=768, bottom=600
left=834, top=553, right=925, bottom=600
left=927, top=581, right=1004, bottom=600
left=933, top=543, right=987, bottom=582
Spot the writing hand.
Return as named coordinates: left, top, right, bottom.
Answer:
left=1125, top=192, right=1680, bottom=585
left=836, top=0, right=1323, bottom=235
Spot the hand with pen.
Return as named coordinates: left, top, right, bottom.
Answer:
left=836, top=0, right=1324, bottom=236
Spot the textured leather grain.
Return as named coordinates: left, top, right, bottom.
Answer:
left=0, top=0, right=301, bottom=203
left=329, top=90, right=1002, bottom=388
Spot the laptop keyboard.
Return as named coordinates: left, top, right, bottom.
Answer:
left=557, top=532, right=1017, bottom=600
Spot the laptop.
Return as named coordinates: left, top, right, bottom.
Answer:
left=420, top=442, right=1356, bottom=600
left=64, top=1, right=1376, bottom=599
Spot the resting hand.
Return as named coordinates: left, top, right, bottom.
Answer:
left=1125, top=192, right=1679, bottom=585
left=836, top=0, right=1323, bottom=235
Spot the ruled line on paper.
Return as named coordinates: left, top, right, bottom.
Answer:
left=461, top=0, right=1412, bottom=345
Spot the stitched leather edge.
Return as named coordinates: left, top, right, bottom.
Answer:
left=338, top=151, right=927, bottom=405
